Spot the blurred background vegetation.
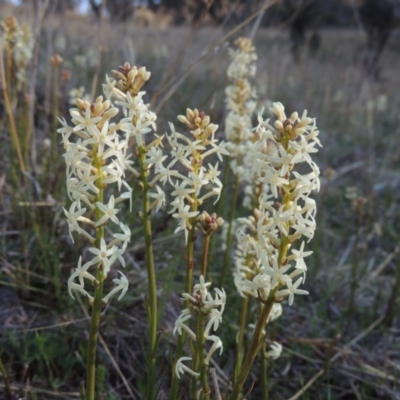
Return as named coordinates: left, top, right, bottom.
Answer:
left=0, top=0, right=400, bottom=399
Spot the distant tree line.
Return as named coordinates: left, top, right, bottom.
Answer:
left=19, top=0, right=400, bottom=78
left=31, top=0, right=398, bottom=29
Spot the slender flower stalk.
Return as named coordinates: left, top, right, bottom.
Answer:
left=195, top=314, right=210, bottom=399
left=170, top=220, right=196, bottom=400
left=197, top=211, right=224, bottom=277
left=139, top=145, right=159, bottom=399
left=102, top=62, right=161, bottom=400
left=234, top=294, right=249, bottom=382
left=231, top=297, right=275, bottom=400
left=60, top=91, right=132, bottom=400
left=193, top=212, right=224, bottom=398
left=261, top=341, right=268, bottom=400
left=202, top=235, right=211, bottom=277
left=51, top=54, right=63, bottom=164
left=167, top=109, right=228, bottom=399
left=173, top=275, right=226, bottom=399
left=231, top=102, right=321, bottom=399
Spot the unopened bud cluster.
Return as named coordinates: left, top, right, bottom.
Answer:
left=196, top=211, right=224, bottom=236
left=111, top=62, right=151, bottom=98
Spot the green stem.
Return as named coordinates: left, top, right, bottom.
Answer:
left=197, top=313, right=210, bottom=400
left=85, top=150, right=105, bottom=400
left=138, top=146, right=158, bottom=400
left=201, top=235, right=211, bottom=277
left=232, top=232, right=289, bottom=400
left=190, top=339, right=198, bottom=399
left=260, top=343, right=268, bottom=400
left=169, top=222, right=196, bottom=400
left=219, top=173, right=240, bottom=287
left=170, top=142, right=201, bottom=400
left=85, top=270, right=105, bottom=400
left=230, top=297, right=275, bottom=400
left=277, top=236, right=289, bottom=267
left=234, top=296, right=249, bottom=381
left=192, top=233, right=214, bottom=398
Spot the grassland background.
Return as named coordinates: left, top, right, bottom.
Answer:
left=1, top=2, right=400, bottom=399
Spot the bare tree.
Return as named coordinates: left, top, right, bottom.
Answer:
left=358, top=0, right=400, bottom=79
left=278, top=0, right=317, bottom=63
left=272, top=0, right=352, bottom=63
left=88, top=0, right=102, bottom=18
left=89, top=0, right=135, bottom=22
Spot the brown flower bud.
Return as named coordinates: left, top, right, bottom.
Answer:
left=50, top=54, right=63, bottom=66
left=196, top=211, right=223, bottom=236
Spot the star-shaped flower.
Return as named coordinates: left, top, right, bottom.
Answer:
left=88, top=238, right=115, bottom=275
left=275, top=277, right=308, bottom=306
left=96, top=195, right=120, bottom=226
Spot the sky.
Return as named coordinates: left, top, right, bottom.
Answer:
left=10, top=0, right=90, bottom=13
left=11, top=0, right=158, bottom=13
left=77, top=0, right=90, bottom=13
